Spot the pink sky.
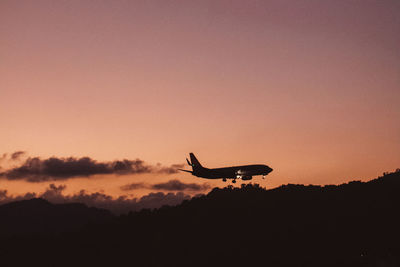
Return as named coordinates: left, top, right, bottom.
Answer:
left=1, top=1, right=399, bottom=198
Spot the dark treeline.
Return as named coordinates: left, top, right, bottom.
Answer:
left=1, top=170, right=400, bottom=267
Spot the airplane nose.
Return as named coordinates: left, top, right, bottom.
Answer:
left=269, top=168, right=273, bottom=173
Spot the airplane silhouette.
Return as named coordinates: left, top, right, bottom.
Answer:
left=178, top=153, right=273, bottom=183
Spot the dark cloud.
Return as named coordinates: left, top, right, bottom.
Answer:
left=120, top=183, right=146, bottom=191
left=0, top=156, right=182, bottom=182
left=152, top=179, right=211, bottom=192
left=0, top=184, right=192, bottom=215
left=120, top=179, right=211, bottom=192
left=10, top=151, right=26, bottom=160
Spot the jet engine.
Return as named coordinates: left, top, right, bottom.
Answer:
left=241, top=175, right=253, bottom=181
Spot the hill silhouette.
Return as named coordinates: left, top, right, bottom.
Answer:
left=1, top=170, right=399, bottom=267
left=0, top=198, right=113, bottom=235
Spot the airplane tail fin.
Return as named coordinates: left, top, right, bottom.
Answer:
left=189, top=153, right=203, bottom=169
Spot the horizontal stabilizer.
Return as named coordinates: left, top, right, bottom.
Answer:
left=186, top=158, right=192, bottom=166
left=178, top=169, right=193, bottom=174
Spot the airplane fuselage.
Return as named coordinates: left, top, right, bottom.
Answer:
left=193, top=164, right=272, bottom=179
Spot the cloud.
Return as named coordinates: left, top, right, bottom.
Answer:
left=0, top=156, right=183, bottom=182
left=0, top=189, right=36, bottom=203
left=120, top=179, right=211, bottom=192
left=0, top=189, right=7, bottom=199
left=10, top=151, right=26, bottom=160
left=0, top=184, right=192, bottom=214
left=157, top=164, right=186, bottom=174
left=0, top=153, right=7, bottom=168
left=152, top=179, right=211, bottom=191
left=120, top=183, right=146, bottom=191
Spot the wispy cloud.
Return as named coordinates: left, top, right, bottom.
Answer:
left=10, top=151, right=26, bottom=160
left=120, top=182, right=146, bottom=191
left=120, top=179, right=211, bottom=192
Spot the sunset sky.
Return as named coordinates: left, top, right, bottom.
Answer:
left=1, top=1, right=399, bottom=207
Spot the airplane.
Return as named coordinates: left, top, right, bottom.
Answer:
left=178, top=153, right=273, bottom=183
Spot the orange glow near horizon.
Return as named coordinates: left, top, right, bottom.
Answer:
left=1, top=1, right=399, bottom=199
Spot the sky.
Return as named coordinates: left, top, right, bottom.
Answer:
left=1, top=0, right=399, bottom=210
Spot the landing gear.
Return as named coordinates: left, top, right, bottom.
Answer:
left=262, top=175, right=265, bottom=179
left=222, top=178, right=227, bottom=182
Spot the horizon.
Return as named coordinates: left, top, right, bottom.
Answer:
left=1, top=164, right=399, bottom=214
